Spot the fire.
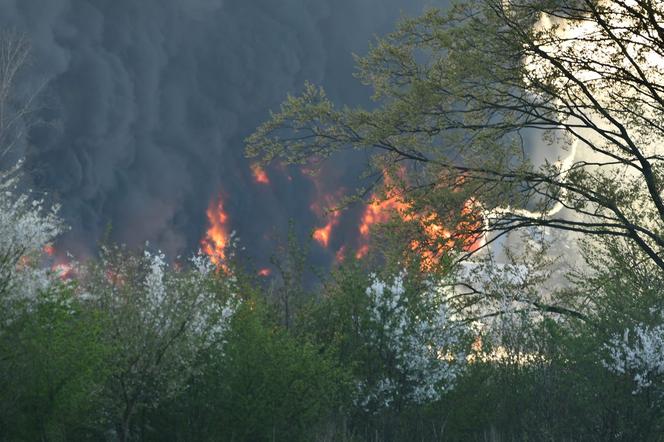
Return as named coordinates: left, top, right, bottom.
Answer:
left=258, top=268, right=271, bottom=277
left=201, top=196, right=232, bottom=269
left=355, top=244, right=370, bottom=260
left=53, top=262, right=75, bottom=280
left=355, top=183, right=485, bottom=268
left=358, top=194, right=411, bottom=237
left=355, top=186, right=412, bottom=259
left=251, top=163, right=270, bottom=185
left=310, top=188, right=343, bottom=248
left=335, top=245, right=347, bottom=263
left=459, top=198, right=485, bottom=252
left=313, top=223, right=333, bottom=247
left=105, top=268, right=126, bottom=286
left=40, top=244, right=77, bottom=280
left=312, top=210, right=341, bottom=248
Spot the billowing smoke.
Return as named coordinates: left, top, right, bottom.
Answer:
left=0, top=0, right=433, bottom=265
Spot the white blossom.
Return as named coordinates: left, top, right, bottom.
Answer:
left=357, top=272, right=467, bottom=410
left=604, top=313, right=664, bottom=393
left=0, top=164, right=63, bottom=307
left=83, top=247, right=240, bottom=426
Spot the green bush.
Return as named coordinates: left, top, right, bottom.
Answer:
left=0, top=285, right=110, bottom=441
left=145, top=298, right=348, bottom=442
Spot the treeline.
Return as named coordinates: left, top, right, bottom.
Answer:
left=1, top=186, right=663, bottom=441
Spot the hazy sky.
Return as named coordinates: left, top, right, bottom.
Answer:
left=0, top=0, right=437, bottom=265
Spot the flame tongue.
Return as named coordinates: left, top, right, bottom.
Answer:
left=313, top=210, right=341, bottom=248
left=201, top=196, right=231, bottom=268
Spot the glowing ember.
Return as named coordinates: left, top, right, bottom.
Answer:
left=251, top=164, right=270, bottom=185
left=258, top=268, right=271, bottom=277
left=201, top=196, right=231, bottom=268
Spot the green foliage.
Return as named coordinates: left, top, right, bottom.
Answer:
left=438, top=317, right=664, bottom=441
left=145, top=297, right=348, bottom=442
left=0, top=284, right=110, bottom=441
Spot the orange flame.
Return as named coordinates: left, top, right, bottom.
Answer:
left=251, top=164, right=270, bottom=185
left=356, top=186, right=412, bottom=259
left=201, top=196, right=231, bottom=269
left=313, top=223, right=333, bottom=247
left=41, top=244, right=77, bottom=280
left=312, top=210, right=341, bottom=248
left=310, top=187, right=343, bottom=249
left=355, top=183, right=484, bottom=268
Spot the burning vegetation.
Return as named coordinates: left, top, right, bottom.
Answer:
left=201, top=196, right=232, bottom=269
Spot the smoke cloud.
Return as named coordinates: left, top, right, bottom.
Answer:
left=0, top=0, right=433, bottom=263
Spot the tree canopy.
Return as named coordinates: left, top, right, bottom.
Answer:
left=247, top=0, right=664, bottom=270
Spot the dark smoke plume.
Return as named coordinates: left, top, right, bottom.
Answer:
left=0, top=0, right=434, bottom=265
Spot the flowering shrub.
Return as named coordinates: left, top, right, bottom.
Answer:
left=356, top=272, right=467, bottom=410
left=604, top=311, right=664, bottom=393
left=82, top=247, right=240, bottom=437
left=0, top=164, right=63, bottom=308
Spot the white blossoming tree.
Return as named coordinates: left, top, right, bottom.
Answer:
left=0, top=31, right=63, bottom=312
left=605, top=311, right=664, bottom=395
left=81, top=245, right=239, bottom=441
left=0, top=164, right=63, bottom=309
left=356, top=272, right=467, bottom=411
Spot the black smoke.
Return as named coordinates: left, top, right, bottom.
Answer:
left=0, top=0, right=434, bottom=267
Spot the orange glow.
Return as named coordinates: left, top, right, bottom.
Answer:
left=313, top=223, right=333, bottom=247
left=201, top=196, right=231, bottom=269
left=335, top=245, right=347, bottom=263
left=355, top=186, right=412, bottom=259
left=355, top=244, right=370, bottom=260
left=53, top=262, right=75, bottom=280
left=312, top=210, right=341, bottom=248
left=310, top=187, right=343, bottom=249
left=251, top=164, right=270, bottom=185
left=458, top=198, right=485, bottom=252
left=17, top=255, right=32, bottom=268
left=354, top=181, right=485, bottom=268
left=105, top=268, right=126, bottom=286
left=258, top=268, right=271, bottom=277
left=358, top=196, right=411, bottom=236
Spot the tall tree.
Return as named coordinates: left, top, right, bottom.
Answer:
left=246, top=0, right=664, bottom=274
